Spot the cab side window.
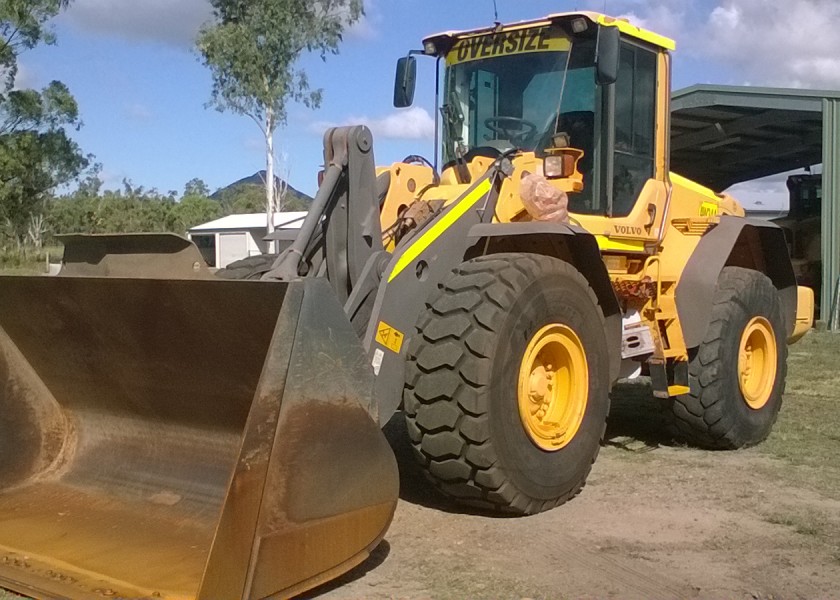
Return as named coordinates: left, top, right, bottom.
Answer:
left=612, top=44, right=656, bottom=216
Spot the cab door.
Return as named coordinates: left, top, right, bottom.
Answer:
left=578, top=39, right=669, bottom=250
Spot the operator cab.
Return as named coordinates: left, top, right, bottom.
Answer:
left=395, top=12, right=675, bottom=227
left=438, top=28, right=597, bottom=207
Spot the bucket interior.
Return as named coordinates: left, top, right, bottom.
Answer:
left=0, top=276, right=287, bottom=599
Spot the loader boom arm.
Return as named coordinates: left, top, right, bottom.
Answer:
left=264, top=126, right=386, bottom=311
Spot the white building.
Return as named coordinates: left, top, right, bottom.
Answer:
left=188, top=212, right=306, bottom=268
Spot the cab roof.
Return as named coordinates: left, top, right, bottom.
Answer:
left=423, top=11, right=676, bottom=53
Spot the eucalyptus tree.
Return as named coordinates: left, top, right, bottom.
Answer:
left=197, top=0, right=362, bottom=245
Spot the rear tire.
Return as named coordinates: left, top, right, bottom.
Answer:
left=215, top=254, right=277, bottom=280
left=671, top=267, right=787, bottom=449
left=403, top=253, right=610, bottom=515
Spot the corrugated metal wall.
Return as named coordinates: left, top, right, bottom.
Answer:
left=822, top=98, right=840, bottom=328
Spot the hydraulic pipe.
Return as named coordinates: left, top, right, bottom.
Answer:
left=263, top=163, right=344, bottom=281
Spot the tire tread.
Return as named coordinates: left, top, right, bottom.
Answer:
left=671, top=266, right=787, bottom=449
left=404, top=253, right=607, bottom=515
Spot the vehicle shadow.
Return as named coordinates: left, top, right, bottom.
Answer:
left=604, top=378, right=677, bottom=450
left=384, top=379, right=676, bottom=515
left=303, top=540, right=391, bottom=599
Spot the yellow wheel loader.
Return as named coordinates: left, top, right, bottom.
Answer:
left=0, top=11, right=813, bottom=599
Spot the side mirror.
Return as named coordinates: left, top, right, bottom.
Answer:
left=595, top=25, right=620, bottom=85
left=393, top=55, right=417, bottom=108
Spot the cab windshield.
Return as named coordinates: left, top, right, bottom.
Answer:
left=441, top=29, right=596, bottom=167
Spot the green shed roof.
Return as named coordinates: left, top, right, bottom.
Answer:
left=670, top=84, right=839, bottom=191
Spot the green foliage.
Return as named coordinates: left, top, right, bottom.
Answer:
left=0, top=1, right=88, bottom=250
left=0, top=125, right=87, bottom=243
left=0, top=80, right=88, bottom=246
left=0, top=243, right=58, bottom=273
left=183, top=177, right=210, bottom=198
left=228, top=185, right=265, bottom=213
left=48, top=185, right=176, bottom=235
left=167, top=195, right=222, bottom=232
left=197, top=0, right=363, bottom=129
left=214, top=179, right=311, bottom=214
left=42, top=175, right=300, bottom=241
left=1, top=80, right=80, bottom=134
left=0, top=0, right=70, bottom=89
left=282, top=194, right=309, bottom=212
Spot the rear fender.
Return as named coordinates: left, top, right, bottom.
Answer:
left=676, top=216, right=797, bottom=349
left=465, top=222, right=622, bottom=382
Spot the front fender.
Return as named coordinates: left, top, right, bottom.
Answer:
left=465, top=221, right=622, bottom=382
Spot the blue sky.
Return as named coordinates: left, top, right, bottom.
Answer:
left=17, top=0, right=840, bottom=207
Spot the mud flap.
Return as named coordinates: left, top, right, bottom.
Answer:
left=0, top=275, right=398, bottom=599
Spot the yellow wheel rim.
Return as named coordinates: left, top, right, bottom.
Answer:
left=517, top=324, right=588, bottom=451
left=738, top=317, right=777, bottom=410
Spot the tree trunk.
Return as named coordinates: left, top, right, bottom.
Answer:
left=28, top=213, right=45, bottom=249
left=276, top=163, right=289, bottom=212
left=265, top=109, right=276, bottom=254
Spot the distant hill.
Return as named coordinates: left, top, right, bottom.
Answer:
left=212, top=171, right=313, bottom=208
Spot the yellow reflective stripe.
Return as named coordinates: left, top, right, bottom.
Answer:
left=596, top=15, right=676, bottom=50
left=387, top=178, right=493, bottom=282
left=595, top=235, right=648, bottom=252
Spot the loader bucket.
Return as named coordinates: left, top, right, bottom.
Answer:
left=0, top=274, right=398, bottom=599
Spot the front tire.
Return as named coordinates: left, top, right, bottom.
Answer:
left=403, top=253, right=610, bottom=515
left=671, top=267, right=787, bottom=449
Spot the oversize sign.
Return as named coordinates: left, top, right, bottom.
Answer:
left=446, top=27, right=570, bottom=65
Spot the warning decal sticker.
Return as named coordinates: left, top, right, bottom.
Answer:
left=700, top=201, right=719, bottom=217
left=375, top=321, right=405, bottom=354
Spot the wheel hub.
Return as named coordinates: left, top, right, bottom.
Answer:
left=738, top=316, right=777, bottom=410
left=518, top=324, right=588, bottom=451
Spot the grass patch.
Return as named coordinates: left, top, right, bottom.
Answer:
left=416, top=555, right=553, bottom=600
left=761, top=505, right=840, bottom=563
left=765, top=512, right=823, bottom=537
left=761, top=331, right=840, bottom=496
left=0, top=246, right=62, bottom=275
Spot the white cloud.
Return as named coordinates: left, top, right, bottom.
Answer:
left=609, top=0, right=840, bottom=89
left=312, top=106, right=435, bottom=140
left=62, top=0, right=213, bottom=48
left=124, top=102, right=153, bottom=121
left=63, top=0, right=376, bottom=49
left=614, top=4, right=686, bottom=42
left=346, top=0, right=381, bottom=40
left=699, top=0, right=840, bottom=88
left=99, top=167, right=127, bottom=190
left=11, top=63, right=38, bottom=90
left=709, top=4, right=739, bottom=29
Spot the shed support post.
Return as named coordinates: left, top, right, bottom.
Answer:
left=822, top=99, right=840, bottom=330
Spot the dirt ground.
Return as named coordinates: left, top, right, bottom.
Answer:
left=1, top=333, right=839, bottom=600
left=311, top=332, right=840, bottom=600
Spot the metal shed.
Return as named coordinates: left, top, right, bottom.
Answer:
left=188, top=212, right=306, bottom=268
left=671, top=84, right=840, bottom=323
